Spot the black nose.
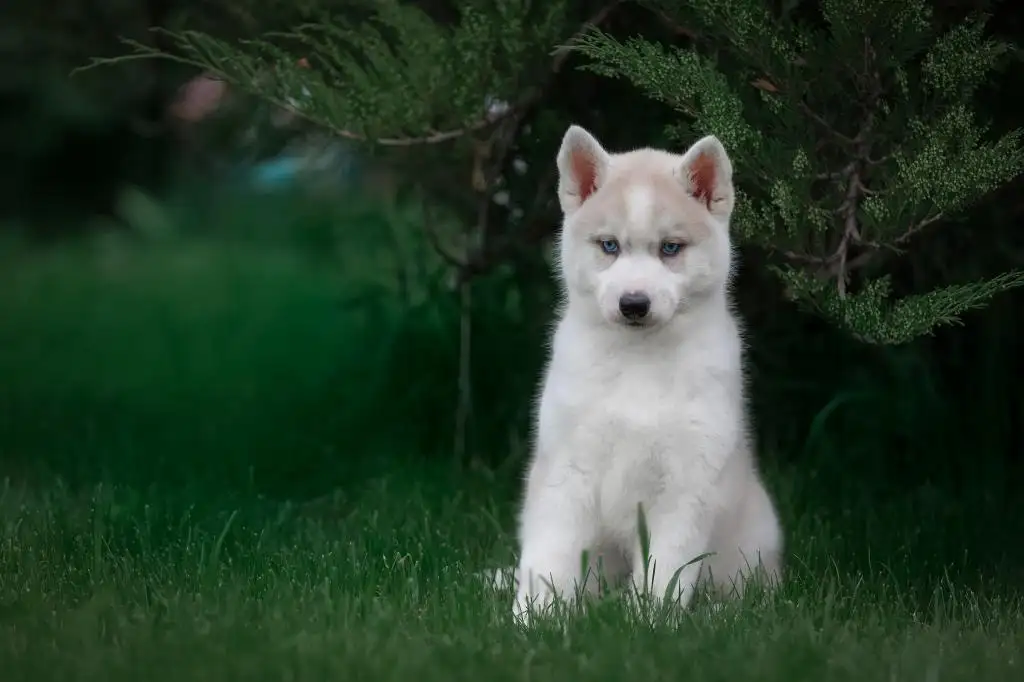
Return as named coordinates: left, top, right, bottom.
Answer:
left=618, top=292, right=651, bottom=320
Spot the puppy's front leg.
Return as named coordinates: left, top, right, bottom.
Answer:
left=632, top=498, right=714, bottom=609
left=514, top=468, right=597, bottom=623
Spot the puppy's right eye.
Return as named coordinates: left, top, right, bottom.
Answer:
left=598, top=239, right=620, bottom=255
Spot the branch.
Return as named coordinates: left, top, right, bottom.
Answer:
left=551, top=1, right=624, bottom=73
left=797, top=101, right=856, bottom=146
left=334, top=113, right=510, bottom=147
left=433, top=1, right=623, bottom=283
left=455, top=167, right=560, bottom=284
left=652, top=10, right=856, bottom=147
left=780, top=160, right=866, bottom=283
left=893, top=213, right=944, bottom=246
left=748, top=69, right=857, bottom=146
left=822, top=43, right=886, bottom=295
left=834, top=163, right=863, bottom=297
left=337, top=0, right=624, bottom=147
left=649, top=7, right=698, bottom=40
left=420, top=203, right=468, bottom=270
left=85, top=2, right=625, bottom=150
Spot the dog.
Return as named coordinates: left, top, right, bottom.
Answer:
left=509, top=125, right=783, bottom=622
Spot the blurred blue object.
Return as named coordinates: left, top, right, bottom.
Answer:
left=250, top=156, right=304, bottom=188
left=244, top=139, right=362, bottom=192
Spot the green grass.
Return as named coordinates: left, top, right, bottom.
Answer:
left=1, top=188, right=1022, bottom=680
left=1, top=476, right=1022, bottom=681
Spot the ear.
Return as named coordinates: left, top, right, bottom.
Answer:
left=556, top=125, right=611, bottom=214
left=677, top=135, right=735, bottom=219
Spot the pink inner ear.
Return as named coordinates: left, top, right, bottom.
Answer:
left=571, top=150, right=598, bottom=203
left=688, top=151, right=716, bottom=210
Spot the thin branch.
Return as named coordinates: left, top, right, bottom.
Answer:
left=894, top=213, right=945, bottom=246
left=797, top=101, right=857, bottom=146
left=420, top=203, right=467, bottom=270
left=780, top=249, right=828, bottom=266
left=551, top=0, right=625, bottom=72
left=334, top=114, right=509, bottom=147
left=650, top=8, right=699, bottom=40
left=455, top=167, right=560, bottom=283
left=834, top=164, right=863, bottom=297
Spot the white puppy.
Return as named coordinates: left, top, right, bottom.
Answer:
left=512, top=125, right=783, bottom=622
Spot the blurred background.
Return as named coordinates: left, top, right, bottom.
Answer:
left=1, top=0, right=1023, bottom=583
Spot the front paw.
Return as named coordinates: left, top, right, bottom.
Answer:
left=512, top=592, right=535, bottom=625
left=513, top=585, right=551, bottom=625
left=512, top=566, right=563, bottom=625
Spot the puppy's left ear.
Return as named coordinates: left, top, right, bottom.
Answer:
left=676, top=136, right=735, bottom=220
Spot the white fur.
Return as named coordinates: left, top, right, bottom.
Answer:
left=510, top=125, right=783, bottom=623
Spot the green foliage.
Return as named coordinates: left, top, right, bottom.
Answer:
left=82, top=0, right=572, bottom=143
left=76, top=0, right=590, bottom=303
left=74, top=0, right=1024, bottom=344
left=574, top=0, right=1024, bottom=343
left=776, top=267, right=1024, bottom=345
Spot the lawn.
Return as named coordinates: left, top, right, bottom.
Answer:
left=0, top=476, right=1021, bottom=682
left=0, top=191, right=1021, bottom=681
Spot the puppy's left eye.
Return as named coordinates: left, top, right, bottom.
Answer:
left=660, top=241, right=683, bottom=257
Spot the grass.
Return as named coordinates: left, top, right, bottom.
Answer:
left=1, top=476, right=1022, bottom=681
left=1, top=187, right=1022, bottom=680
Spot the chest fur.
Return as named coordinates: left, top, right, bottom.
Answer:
left=537, top=350, right=741, bottom=472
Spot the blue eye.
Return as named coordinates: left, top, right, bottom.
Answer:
left=660, top=241, right=683, bottom=256
left=599, top=239, right=620, bottom=254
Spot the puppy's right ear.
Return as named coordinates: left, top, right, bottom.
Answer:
left=556, top=125, right=610, bottom=214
